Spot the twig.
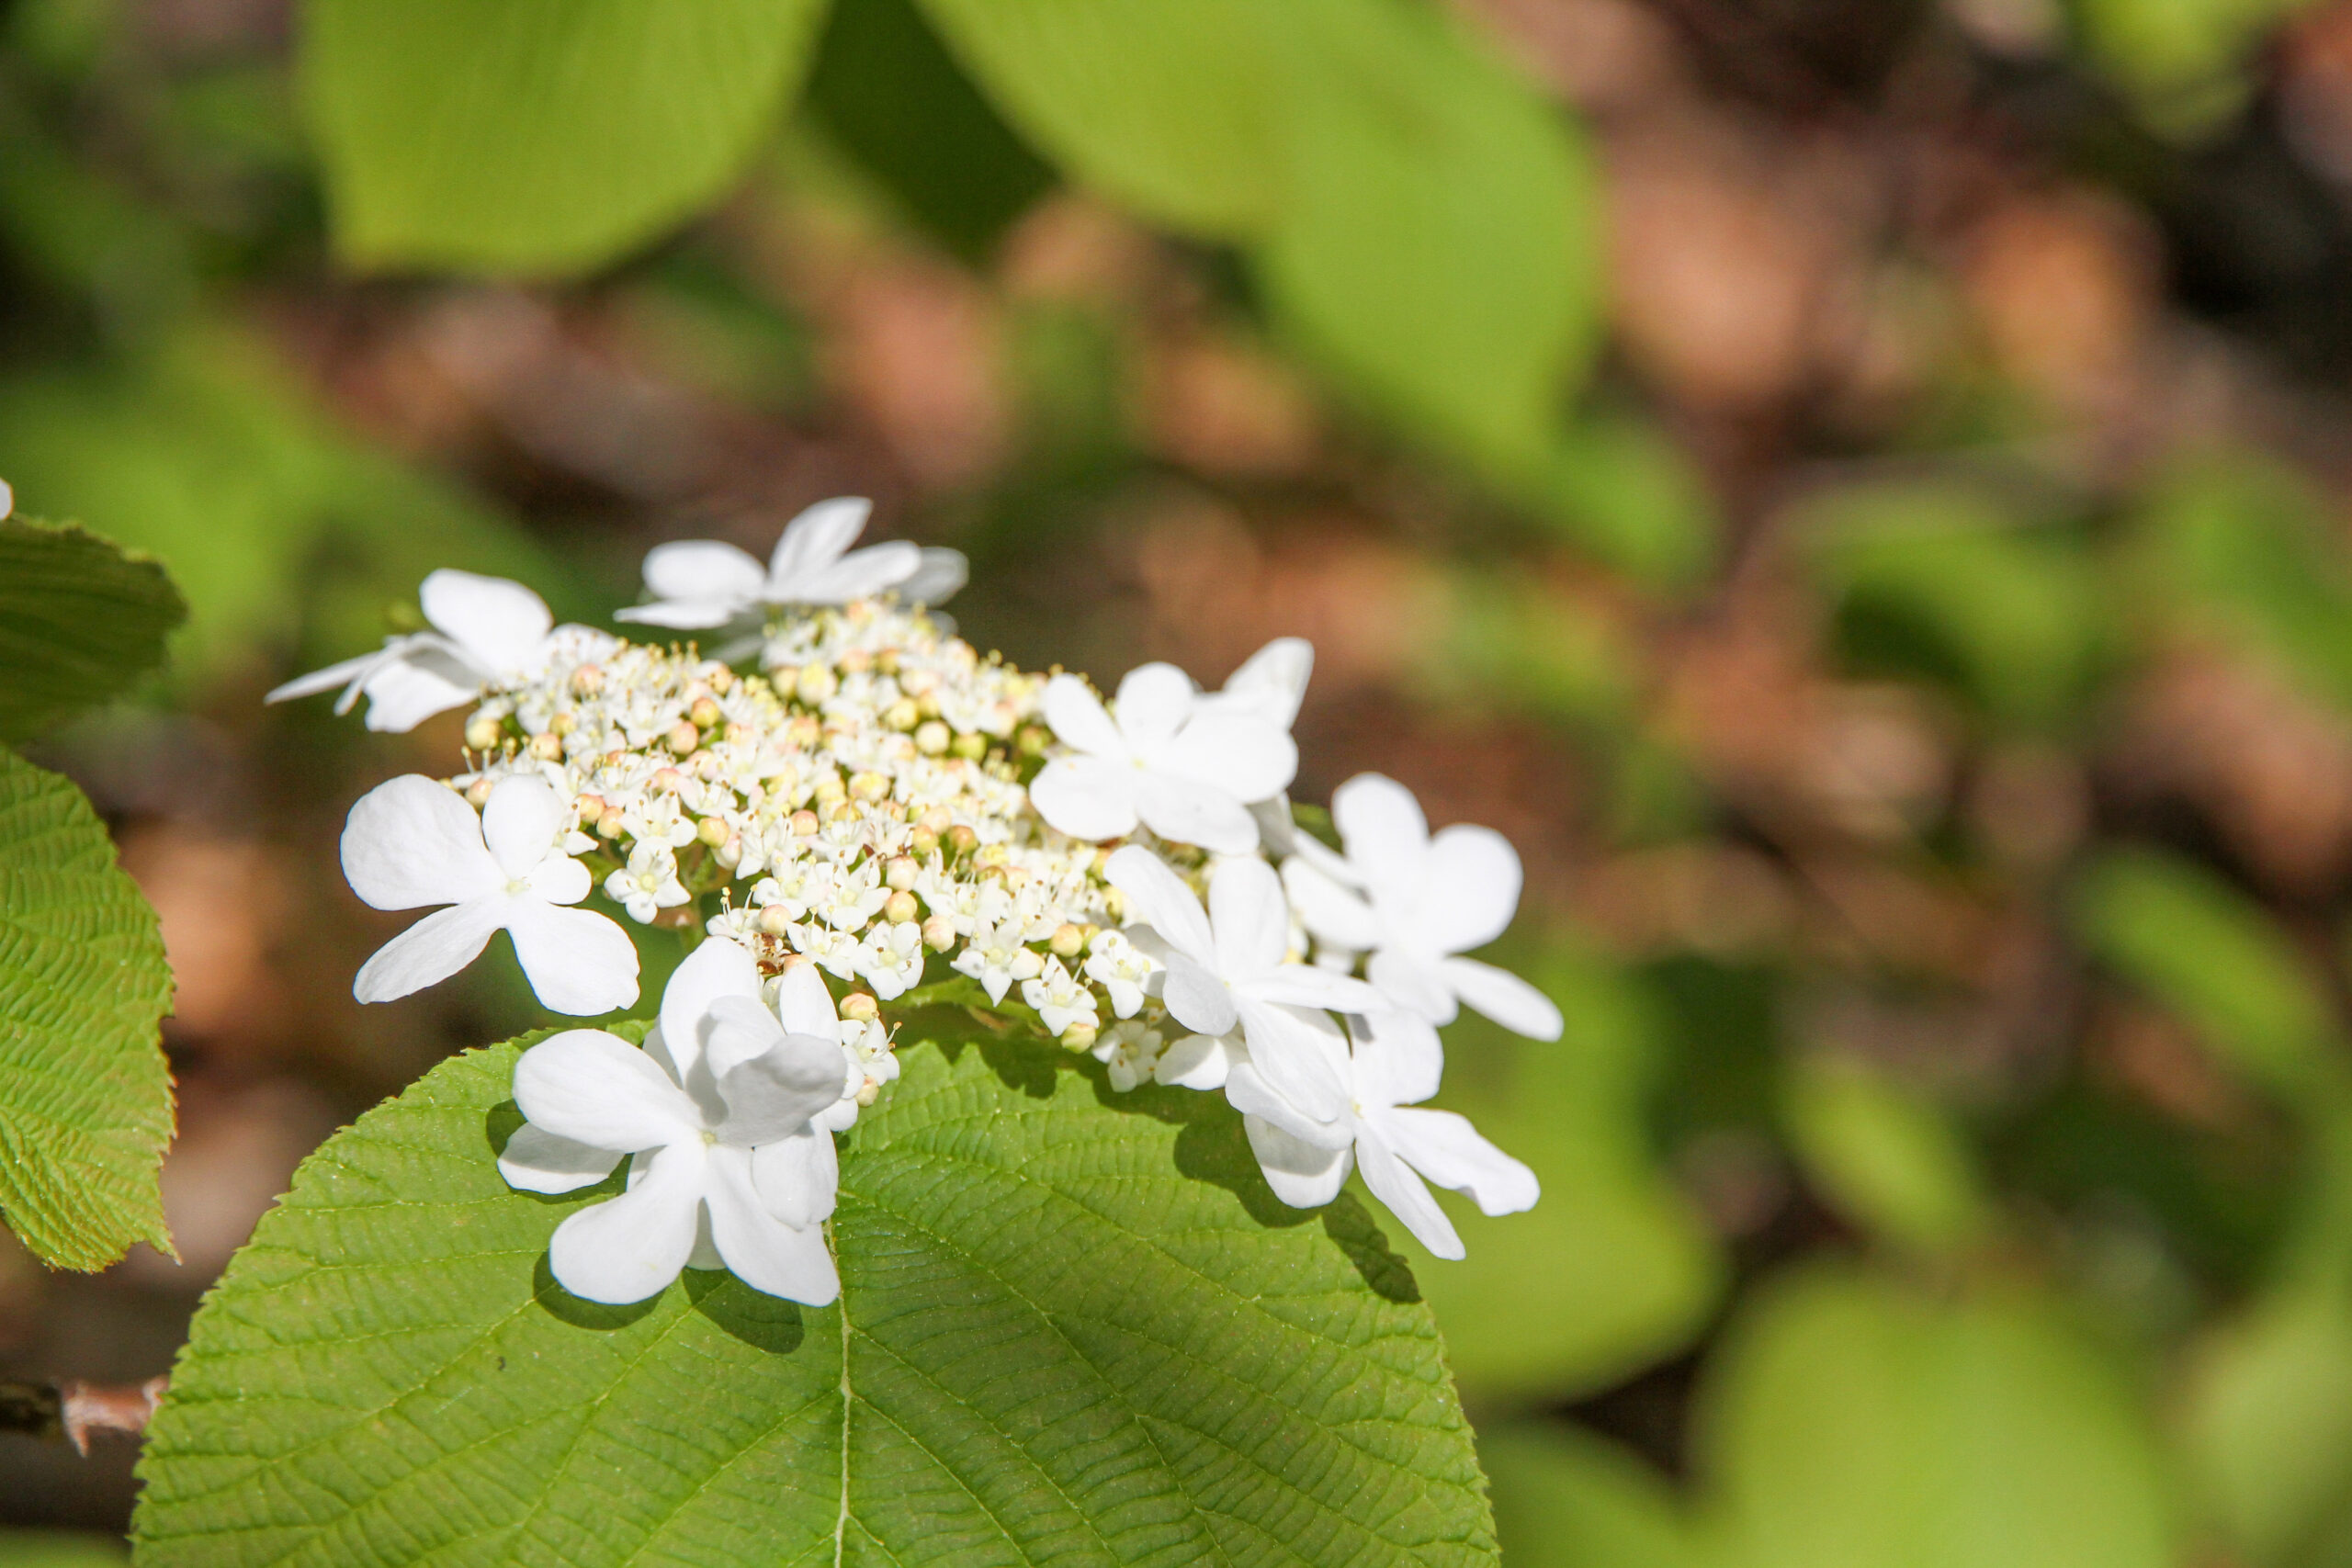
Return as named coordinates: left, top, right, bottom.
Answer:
left=0, top=1377, right=165, bottom=1453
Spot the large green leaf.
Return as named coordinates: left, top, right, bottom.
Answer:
left=300, top=0, right=828, bottom=274
left=0, top=750, right=173, bottom=1270
left=0, top=514, right=185, bottom=743
left=1480, top=1422, right=1696, bottom=1568
left=133, top=1029, right=1498, bottom=1565
left=1696, top=1268, right=2178, bottom=1568
left=1255, top=0, right=1599, bottom=474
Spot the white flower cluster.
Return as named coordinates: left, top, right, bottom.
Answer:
left=288, top=499, right=1560, bottom=1307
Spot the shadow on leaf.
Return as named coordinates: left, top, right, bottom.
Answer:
left=685, top=1269, right=807, bottom=1352
left=532, top=1254, right=660, bottom=1330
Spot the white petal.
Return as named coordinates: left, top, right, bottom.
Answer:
left=795, top=540, right=922, bottom=603
left=1355, top=1124, right=1463, bottom=1259
left=1348, top=1010, right=1443, bottom=1109
left=1369, top=948, right=1459, bottom=1026
left=661, top=937, right=764, bottom=1082
left=1132, top=772, right=1257, bottom=854
left=1243, top=964, right=1385, bottom=1016
left=419, top=570, right=553, bottom=676
left=1441, top=957, right=1563, bottom=1040
left=1241, top=1112, right=1354, bottom=1209
left=1207, top=637, right=1313, bottom=729
left=1030, top=756, right=1140, bottom=842
left=265, top=649, right=383, bottom=705
left=342, top=774, right=503, bottom=910
left=767, top=497, right=873, bottom=585
left=1159, top=954, right=1238, bottom=1038
left=514, top=1029, right=702, bottom=1148
left=1250, top=796, right=1298, bottom=858
left=523, top=854, right=591, bottom=906
left=613, top=598, right=741, bottom=630
left=1208, top=856, right=1292, bottom=977
left=498, top=1123, right=624, bottom=1194
left=704, top=993, right=792, bottom=1077
left=481, top=774, right=567, bottom=880
left=1418, top=825, right=1523, bottom=956
left=505, top=901, right=642, bottom=1016
left=1283, top=856, right=1381, bottom=951
left=548, top=1142, right=706, bottom=1304
left=354, top=900, right=504, bottom=1003
left=716, top=1031, right=851, bottom=1144
left=1226, top=1063, right=1346, bottom=1145
left=1157, top=1031, right=1240, bottom=1090
left=705, top=1146, right=840, bottom=1305
left=1160, top=715, right=1297, bottom=806
left=1113, top=662, right=1198, bottom=753
left=1332, top=773, right=1430, bottom=895
left=751, top=1125, right=840, bottom=1229
left=897, top=547, right=967, bottom=604
left=1377, top=1105, right=1540, bottom=1216
left=1104, top=845, right=1215, bottom=963
left=773, top=962, right=840, bottom=1039
left=1234, top=998, right=1351, bottom=1124
left=358, top=659, right=480, bottom=732
left=1041, top=673, right=1125, bottom=761
left=641, top=538, right=765, bottom=606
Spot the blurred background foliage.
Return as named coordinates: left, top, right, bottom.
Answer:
left=16, top=0, right=2352, bottom=1562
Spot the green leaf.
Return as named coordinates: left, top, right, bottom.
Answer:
left=0, top=514, right=185, bottom=744
left=0, top=750, right=173, bottom=1270
left=1541, top=414, right=1719, bottom=592
left=0, top=1531, right=129, bottom=1566
left=1481, top=1422, right=1697, bottom=1568
left=1255, top=0, right=1600, bottom=474
left=1392, top=951, right=1724, bottom=1405
left=300, top=0, right=827, bottom=274
left=2073, top=849, right=2337, bottom=1100
left=133, top=1031, right=1499, bottom=1565
left=912, top=0, right=1286, bottom=237
left=1698, top=1268, right=2177, bottom=1568
left=2182, top=1283, right=2352, bottom=1564
left=1781, top=1054, right=1994, bottom=1258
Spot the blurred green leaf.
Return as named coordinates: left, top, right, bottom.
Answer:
left=1482, top=1421, right=1698, bottom=1568
left=1256, top=0, right=1599, bottom=475
left=0, top=516, right=185, bottom=743
left=1431, top=570, right=1634, bottom=730
left=2074, top=849, right=2336, bottom=1099
left=805, top=0, right=1056, bottom=264
left=0, top=1530, right=128, bottom=1566
left=1396, top=949, right=1725, bottom=1406
left=1781, top=1053, right=1994, bottom=1258
left=1805, top=481, right=2107, bottom=728
left=0, top=750, right=173, bottom=1271
left=1542, top=414, right=1719, bottom=592
left=2130, top=452, right=2352, bottom=711
left=913, top=0, right=1283, bottom=237
left=2183, top=1283, right=2352, bottom=1565
left=2076, top=0, right=2311, bottom=132
left=301, top=0, right=827, bottom=274
left=1698, top=1267, right=2177, bottom=1568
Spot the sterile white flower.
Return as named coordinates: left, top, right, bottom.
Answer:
left=1283, top=773, right=1564, bottom=1041
left=1226, top=1010, right=1539, bottom=1260
left=1093, top=1020, right=1166, bottom=1092
left=1198, top=637, right=1317, bottom=855
left=342, top=773, right=638, bottom=1015
left=1030, top=663, right=1298, bottom=855
left=616, top=497, right=966, bottom=630
left=605, top=840, right=690, bottom=924
left=269, top=570, right=612, bottom=733
left=495, top=940, right=845, bottom=1304
left=1104, top=845, right=1381, bottom=1122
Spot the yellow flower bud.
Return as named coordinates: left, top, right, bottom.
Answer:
left=464, top=776, right=495, bottom=807
left=1050, top=923, right=1085, bottom=958
left=884, top=890, right=920, bottom=924
left=922, top=915, right=957, bottom=952
left=696, top=816, right=729, bottom=848
left=886, top=856, right=920, bottom=890
left=758, top=906, right=795, bottom=937
left=664, top=720, right=700, bottom=755
left=1059, top=1023, right=1098, bottom=1054
left=529, top=732, right=563, bottom=761
left=915, top=719, right=951, bottom=755
left=464, top=716, right=503, bottom=750
left=842, top=992, right=879, bottom=1023
left=797, top=666, right=838, bottom=705
left=689, top=696, right=722, bottom=729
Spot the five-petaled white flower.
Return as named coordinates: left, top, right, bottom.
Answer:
left=1282, top=773, right=1563, bottom=1041
left=605, top=840, right=690, bottom=924
left=497, top=939, right=850, bottom=1304
left=1031, top=664, right=1297, bottom=855
left=343, top=773, right=638, bottom=1015
left=1103, top=845, right=1380, bottom=1123
left=1093, top=1020, right=1166, bottom=1092
left=268, top=570, right=612, bottom=733
left=616, top=497, right=966, bottom=630
left=1226, top=1010, right=1538, bottom=1260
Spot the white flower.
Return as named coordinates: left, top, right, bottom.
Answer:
left=1226, top=1010, right=1538, bottom=1260
left=1197, top=637, right=1312, bottom=729
left=1283, top=773, right=1563, bottom=1041
left=1022, top=956, right=1100, bottom=1037
left=1082, top=929, right=1160, bottom=1019
left=269, top=570, right=612, bottom=733
left=858, top=920, right=927, bottom=1000
left=1029, top=663, right=1297, bottom=855
left=496, top=940, right=846, bottom=1304
left=1093, top=1020, right=1166, bottom=1092
left=605, top=840, right=690, bottom=924
left=616, top=497, right=966, bottom=630
left=343, top=773, right=638, bottom=1015
left=621, top=790, right=697, bottom=850
left=1103, top=845, right=1380, bottom=1122
left=950, top=918, right=1039, bottom=1005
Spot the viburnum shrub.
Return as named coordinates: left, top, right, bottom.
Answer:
left=130, top=500, right=1562, bottom=1565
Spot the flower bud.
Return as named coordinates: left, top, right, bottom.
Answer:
left=842, top=992, right=879, bottom=1023
left=1016, top=725, right=1050, bottom=759
left=848, top=770, right=889, bottom=803
left=884, top=890, right=920, bottom=924
left=1059, top=1022, right=1098, bottom=1054
left=714, top=835, right=742, bottom=869
left=855, top=1080, right=881, bottom=1108
left=789, top=808, right=820, bottom=836
left=945, top=824, right=978, bottom=858
left=918, top=806, right=954, bottom=834
left=786, top=715, right=822, bottom=750
left=840, top=649, right=873, bottom=675
left=910, top=826, right=939, bottom=857
left=689, top=696, right=722, bottom=729
left=884, top=698, right=920, bottom=731
left=464, top=716, right=504, bottom=750
left=797, top=666, right=838, bottom=705
left=551, top=710, right=578, bottom=737
left=950, top=731, right=988, bottom=761
left=529, top=732, right=563, bottom=761
left=881, top=859, right=916, bottom=892
left=598, top=807, right=628, bottom=838
left=915, top=720, right=951, bottom=755
left=758, top=906, right=795, bottom=937
left=571, top=665, right=605, bottom=696
left=664, top=720, right=700, bottom=755
left=575, top=792, right=605, bottom=820
left=922, top=915, right=957, bottom=952
left=696, top=816, right=729, bottom=848
left=707, top=665, right=735, bottom=694
left=1050, top=923, right=1086, bottom=958
left=464, top=776, right=496, bottom=807
left=724, top=721, right=753, bottom=746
